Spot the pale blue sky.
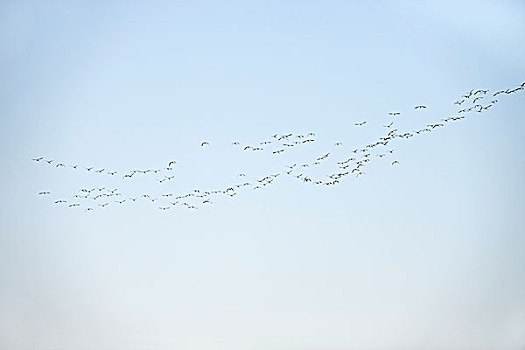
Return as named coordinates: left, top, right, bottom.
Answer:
left=1, top=1, right=525, bottom=349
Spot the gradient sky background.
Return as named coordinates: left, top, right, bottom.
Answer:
left=1, top=1, right=525, bottom=349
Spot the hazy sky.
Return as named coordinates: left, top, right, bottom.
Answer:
left=1, top=1, right=525, bottom=349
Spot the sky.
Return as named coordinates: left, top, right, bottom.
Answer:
left=1, top=1, right=525, bottom=349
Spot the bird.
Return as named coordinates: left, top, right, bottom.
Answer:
left=201, top=141, right=209, bottom=147
left=355, top=121, right=367, bottom=126
left=168, top=160, right=177, bottom=166
left=32, top=157, right=43, bottom=162
left=388, top=112, right=401, bottom=116
left=414, top=105, right=427, bottom=109
left=392, top=160, right=400, bottom=165
left=38, top=191, right=50, bottom=195
left=462, top=90, right=473, bottom=98
left=427, top=123, right=444, bottom=129
left=54, top=200, right=66, bottom=204
left=383, top=122, right=394, bottom=128
left=56, top=163, right=65, bottom=167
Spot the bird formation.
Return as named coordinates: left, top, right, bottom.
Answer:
left=33, top=81, right=524, bottom=212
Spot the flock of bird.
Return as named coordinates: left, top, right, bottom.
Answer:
left=33, top=81, right=524, bottom=212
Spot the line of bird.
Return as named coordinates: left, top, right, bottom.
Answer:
left=34, top=81, right=525, bottom=212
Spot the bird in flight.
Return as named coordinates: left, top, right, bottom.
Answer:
left=38, top=191, right=50, bottom=195
left=355, top=121, right=367, bottom=126
left=388, top=112, right=400, bottom=116
left=462, top=90, right=473, bottom=99
left=414, top=105, right=427, bottom=109
left=474, top=89, right=488, bottom=95
left=168, top=160, right=176, bottom=167
left=32, top=157, right=43, bottom=162
left=201, top=141, right=209, bottom=147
